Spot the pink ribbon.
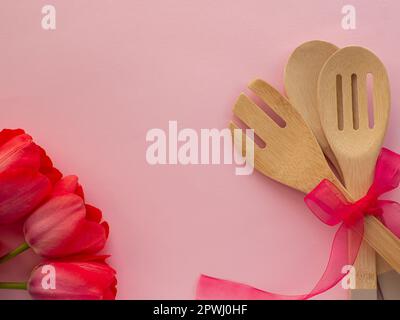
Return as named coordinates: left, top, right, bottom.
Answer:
left=197, top=148, right=400, bottom=300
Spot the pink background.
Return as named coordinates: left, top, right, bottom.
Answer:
left=0, top=0, right=400, bottom=299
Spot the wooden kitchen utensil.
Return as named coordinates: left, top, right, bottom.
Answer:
left=284, top=40, right=340, bottom=174
left=230, top=78, right=400, bottom=273
left=285, top=41, right=383, bottom=299
left=318, top=46, right=390, bottom=299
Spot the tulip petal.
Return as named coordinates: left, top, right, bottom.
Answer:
left=52, top=175, right=84, bottom=199
left=52, top=176, right=79, bottom=196
left=24, top=194, right=86, bottom=256
left=49, top=254, right=111, bottom=263
left=24, top=194, right=108, bottom=258
left=37, top=145, right=62, bottom=185
left=28, top=260, right=117, bottom=300
left=0, top=129, right=25, bottom=147
left=0, top=134, right=41, bottom=173
left=50, top=220, right=107, bottom=257
left=0, top=168, right=51, bottom=224
left=85, top=204, right=102, bottom=222
left=101, top=221, right=110, bottom=238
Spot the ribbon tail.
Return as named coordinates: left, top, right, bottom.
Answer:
left=196, top=275, right=302, bottom=300
left=196, top=221, right=363, bottom=300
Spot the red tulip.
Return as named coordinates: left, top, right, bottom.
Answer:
left=0, top=129, right=61, bottom=224
left=23, top=176, right=109, bottom=258
left=28, top=257, right=117, bottom=300
left=0, top=129, right=116, bottom=300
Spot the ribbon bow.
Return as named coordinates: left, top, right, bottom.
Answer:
left=197, top=148, right=400, bottom=300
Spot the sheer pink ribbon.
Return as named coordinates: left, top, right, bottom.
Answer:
left=197, top=148, right=400, bottom=300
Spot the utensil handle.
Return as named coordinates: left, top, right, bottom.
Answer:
left=332, top=177, right=400, bottom=273
left=364, top=216, right=400, bottom=273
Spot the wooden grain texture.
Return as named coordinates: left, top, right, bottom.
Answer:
left=285, top=41, right=375, bottom=297
left=230, top=78, right=400, bottom=276
left=284, top=40, right=341, bottom=175
left=285, top=41, right=399, bottom=298
left=318, top=46, right=391, bottom=296
left=231, top=79, right=341, bottom=194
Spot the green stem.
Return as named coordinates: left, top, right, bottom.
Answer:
left=0, top=282, right=27, bottom=290
left=0, top=242, right=30, bottom=264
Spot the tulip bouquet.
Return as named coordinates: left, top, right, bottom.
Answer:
left=0, top=129, right=116, bottom=299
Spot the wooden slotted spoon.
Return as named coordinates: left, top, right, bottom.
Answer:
left=285, top=41, right=383, bottom=299
left=230, top=78, right=400, bottom=273
left=318, top=46, right=390, bottom=299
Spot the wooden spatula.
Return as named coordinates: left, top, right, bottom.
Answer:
left=230, top=78, right=400, bottom=274
left=318, top=46, right=390, bottom=299
left=284, top=40, right=340, bottom=174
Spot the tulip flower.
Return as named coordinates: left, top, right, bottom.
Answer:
left=0, top=176, right=108, bottom=262
left=0, top=129, right=61, bottom=224
left=24, top=195, right=109, bottom=258
left=23, top=175, right=108, bottom=258
left=0, top=257, right=117, bottom=300
left=0, top=129, right=115, bottom=300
